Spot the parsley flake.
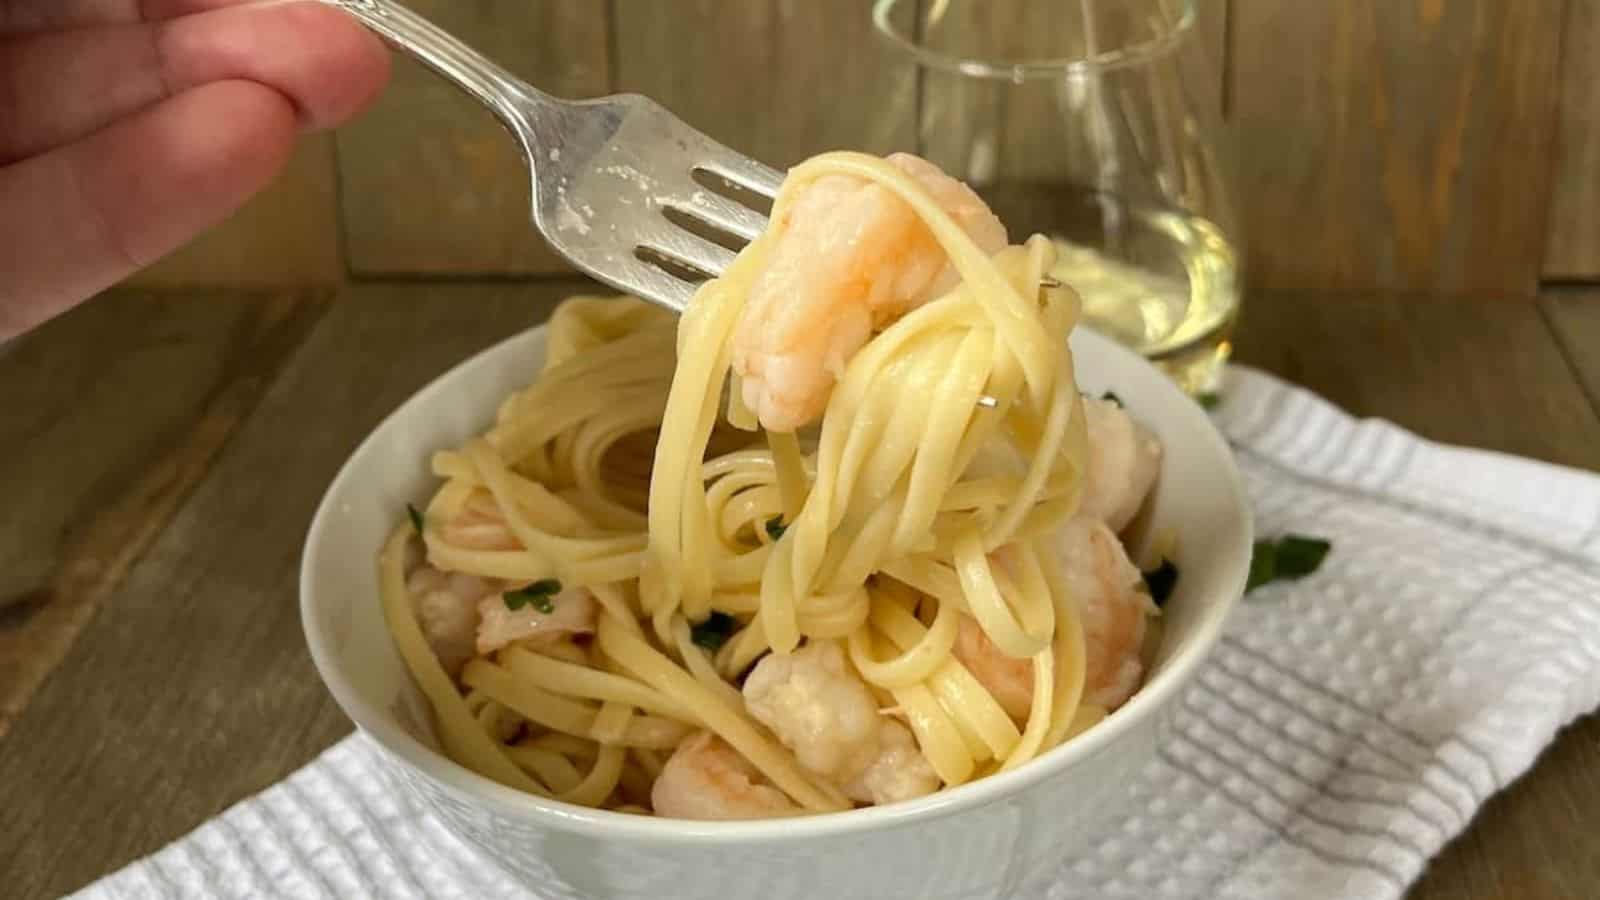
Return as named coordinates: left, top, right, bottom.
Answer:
left=1197, top=392, right=1222, bottom=410
left=691, top=612, right=737, bottom=651
left=503, top=578, right=562, bottom=613
left=765, top=516, right=787, bottom=541
left=1246, top=535, right=1331, bottom=593
left=1141, top=558, right=1179, bottom=606
left=1275, top=535, right=1332, bottom=579
left=406, top=503, right=425, bottom=534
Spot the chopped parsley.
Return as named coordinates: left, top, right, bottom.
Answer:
left=765, top=516, right=787, bottom=541
left=1101, top=391, right=1123, bottom=407
left=1246, top=535, right=1331, bottom=593
left=1141, top=558, right=1179, bottom=606
left=503, top=578, right=562, bottom=613
left=1197, top=392, right=1222, bottom=410
left=1276, top=535, right=1332, bottom=578
left=690, top=612, right=737, bottom=651
left=406, top=503, right=425, bottom=534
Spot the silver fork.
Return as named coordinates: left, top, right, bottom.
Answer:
left=323, top=0, right=783, bottom=312
left=324, top=1, right=1026, bottom=412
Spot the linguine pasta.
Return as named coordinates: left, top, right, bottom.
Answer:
left=379, top=151, right=1157, bottom=817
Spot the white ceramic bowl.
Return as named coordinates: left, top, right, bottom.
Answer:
left=302, top=323, right=1252, bottom=900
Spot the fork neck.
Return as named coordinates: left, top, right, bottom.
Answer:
left=325, top=0, right=551, bottom=137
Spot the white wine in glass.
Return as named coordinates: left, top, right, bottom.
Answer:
left=874, top=0, right=1240, bottom=396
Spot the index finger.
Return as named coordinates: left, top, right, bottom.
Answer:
left=0, top=79, right=299, bottom=338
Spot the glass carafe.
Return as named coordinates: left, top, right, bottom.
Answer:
left=874, top=0, right=1240, bottom=395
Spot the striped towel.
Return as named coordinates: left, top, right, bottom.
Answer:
left=73, top=366, right=1600, bottom=900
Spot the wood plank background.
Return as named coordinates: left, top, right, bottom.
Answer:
left=614, top=0, right=918, bottom=167
left=0, top=291, right=330, bottom=736
left=336, top=0, right=610, bottom=276
left=0, top=285, right=566, bottom=895
left=1228, top=0, right=1566, bottom=295
left=1542, top=0, right=1600, bottom=279
left=120, top=0, right=1600, bottom=297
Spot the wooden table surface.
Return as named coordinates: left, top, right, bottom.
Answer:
left=3, top=282, right=1598, bottom=899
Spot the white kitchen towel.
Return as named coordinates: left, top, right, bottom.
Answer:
left=71, top=366, right=1600, bottom=900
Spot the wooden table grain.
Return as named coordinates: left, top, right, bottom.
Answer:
left=2, top=283, right=1597, bottom=899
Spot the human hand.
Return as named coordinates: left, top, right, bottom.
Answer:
left=0, top=0, right=391, bottom=339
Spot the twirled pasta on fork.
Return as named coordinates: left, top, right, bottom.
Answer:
left=380, top=151, right=1166, bottom=818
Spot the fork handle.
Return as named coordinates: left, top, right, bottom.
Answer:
left=319, top=0, right=548, bottom=131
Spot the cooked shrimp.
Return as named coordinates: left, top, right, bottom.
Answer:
left=841, top=719, right=939, bottom=806
left=953, top=519, right=1155, bottom=717
left=651, top=731, right=798, bottom=820
left=742, top=641, right=882, bottom=778
left=1079, top=396, right=1163, bottom=532
left=743, top=640, right=940, bottom=805
left=440, top=492, right=521, bottom=551
left=733, top=152, right=1008, bottom=432
left=435, top=486, right=521, bottom=550
left=476, top=584, right=596, bottom=655
left=1057, top=517, right=1157, bottom=709
left=406, top=566, right=495, bottom=677
left=951, top=614, right=1033, bottom=722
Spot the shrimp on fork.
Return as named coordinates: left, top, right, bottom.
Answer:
left=733, top=153, right=1008, bottom=432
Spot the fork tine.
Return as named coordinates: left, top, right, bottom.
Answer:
left=578, top=254, right=698, bottom=311
left=663, top=193, right=766, bottom=244
left=696, top=157, right=785, bottom=202
left=639, top=229, right=739, bottom=279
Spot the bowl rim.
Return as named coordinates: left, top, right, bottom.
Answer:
left=301, top=323, right=1252, bottom=844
